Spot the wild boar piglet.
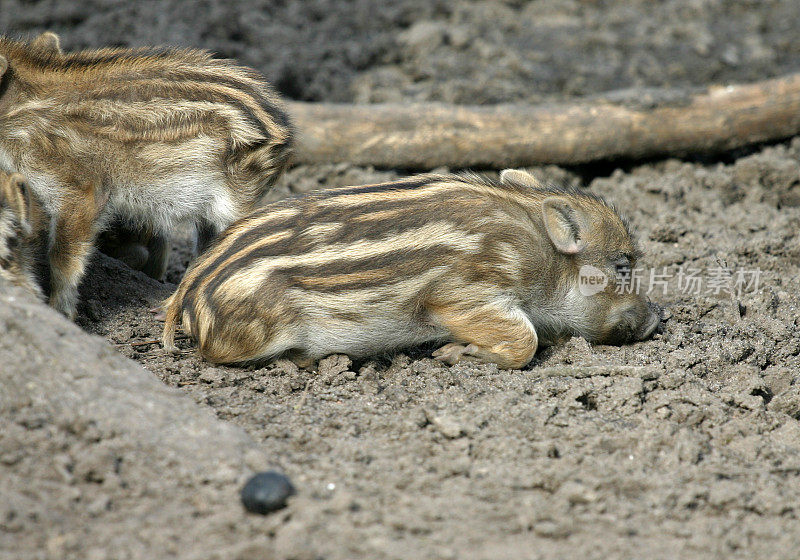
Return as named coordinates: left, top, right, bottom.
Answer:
left=0, top=33, right=293, bottom=317
left=0, top=170, right=45, bottom=298
left=163, top=170, right=661, bottom=368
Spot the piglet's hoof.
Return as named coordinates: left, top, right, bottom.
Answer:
left=149, top=306, right=167, bottom=321
left=432, top=342, right=481, bottom=365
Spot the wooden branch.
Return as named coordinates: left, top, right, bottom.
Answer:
left=287, top=73, right=800, bottom=169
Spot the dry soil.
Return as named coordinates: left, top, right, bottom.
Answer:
left=3, top=1, right=800, bottom=559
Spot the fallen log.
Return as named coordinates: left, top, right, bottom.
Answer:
left=287, top=73, right=800, bottom=169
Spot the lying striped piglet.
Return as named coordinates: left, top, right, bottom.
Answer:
left=163, top=169, right=661, bottom=368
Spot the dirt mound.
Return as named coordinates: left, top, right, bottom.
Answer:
left=0, top=281, right=278, bottom=559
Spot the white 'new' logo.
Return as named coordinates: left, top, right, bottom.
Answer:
left=578, top=265, right=608, bottom=296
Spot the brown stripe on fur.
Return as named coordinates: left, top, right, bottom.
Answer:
left=313, top=182, right=455, bottom=207
left=287, top=248, right=454, bottom=292
left=179, top=228, right=295, bottom=313
left=67, top=80, right=286, bottom=144
left=164, top=66, right=291, bottom=130
left=197, top=285, right=299, bottom=364
left=349, top=208, right=408, bottom=222
left=64, top=105, right=225, bottom=145
left=313, top=176, right=437, bottom=198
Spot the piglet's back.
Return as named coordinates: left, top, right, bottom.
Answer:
left=0, top=37, right=292, bottom=200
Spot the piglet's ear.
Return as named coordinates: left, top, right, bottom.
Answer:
left=0, top=56, right=7, bottom=78
left=10, top=174, right=32, bottom=233
left=541, top=197, right=587, bottom=255
left=500, top=168, right=543, bottom=188
left=32, top=32, right=62, bottom=53
left=12, top=174, right=28, bottom=202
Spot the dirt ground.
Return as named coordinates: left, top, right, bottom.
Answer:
left=3, top=1, right=800, bottom=559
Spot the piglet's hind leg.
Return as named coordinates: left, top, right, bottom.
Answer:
left=431, top=303, right=538, bottom=369
left=141, top=233, right=170, bottom=280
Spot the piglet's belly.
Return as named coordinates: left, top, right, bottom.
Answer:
left=295, top=314, right=449, bottom=359
left=106, top=174, right=236, bottom=231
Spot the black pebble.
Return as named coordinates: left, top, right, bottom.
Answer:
left=240, top=471, right=295, bottom=514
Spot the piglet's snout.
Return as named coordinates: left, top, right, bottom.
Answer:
left=604, top=299, right=662, bottom=345
left=638, top=301, right=663, bottom=340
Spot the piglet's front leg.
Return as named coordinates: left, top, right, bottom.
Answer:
left=48, top=183, right=105, bottom=318
left=431, top=302, right=539, bottom=369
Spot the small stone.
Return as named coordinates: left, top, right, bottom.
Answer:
left=559, top=481, right=598, bottom=505
left=532, top=520, right=572, bottom=539
left=86, top=494, right=111, bottom=517
left=410, top=407, right=429, bottom=429
left=447, top=26, right=470, bottom=50
left=425, top=409, right=465, bottom=439
left=399, top=21, right=446, bottom=55
left=241, top=471, right=295, bottom=515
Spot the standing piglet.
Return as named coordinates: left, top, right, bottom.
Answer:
left=0, top=170, right=45, bottom=298
left=0, top=34, right=293, bottom=317
left=163, top=170, right=661, bottom=368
